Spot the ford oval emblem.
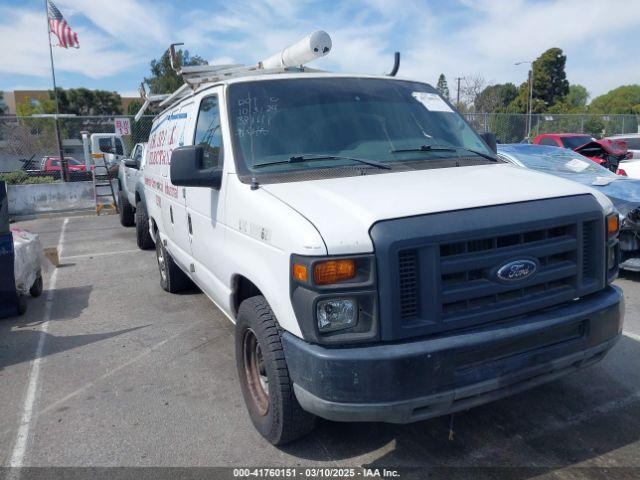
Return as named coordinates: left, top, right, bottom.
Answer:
left=496, top=259, right=538, bottom=282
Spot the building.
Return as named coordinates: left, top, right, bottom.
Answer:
left=2, top=90, right=140, bottom=115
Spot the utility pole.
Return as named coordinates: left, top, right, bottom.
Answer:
left=454, top=77, right=465, bottom=109
left=515, top=61, right=534, bottom=140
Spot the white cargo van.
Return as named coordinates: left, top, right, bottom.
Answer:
left=141, top=33, right=624, bottom=445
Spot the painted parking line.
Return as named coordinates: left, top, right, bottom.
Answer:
left=8, top=217, right=69, bottom=471
left=624, top=330, right=640, bottom=342
left=60, top=248, right=142, bottom=260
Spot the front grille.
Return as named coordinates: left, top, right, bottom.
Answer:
left=371, top=195, right=606, bottom=341
left=397, top=218, right=602, bottom=330
left=398, top=250, right=419, bottom=318
left=437, top=223, right=578, bottom=321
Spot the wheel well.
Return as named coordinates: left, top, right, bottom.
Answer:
left=232, top=275, right=262, bottom=318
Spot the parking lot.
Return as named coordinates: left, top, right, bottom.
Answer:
left=1, top=213, right=640, bottom=475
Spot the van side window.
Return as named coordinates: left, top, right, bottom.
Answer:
left=194, top=95, right=223, bottom=169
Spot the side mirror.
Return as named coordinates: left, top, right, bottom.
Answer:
left=480, top=132, right=497, bottom=154
left=170, top=146, right=222, bottom=189
left=123, top=158, right=138, bottom=169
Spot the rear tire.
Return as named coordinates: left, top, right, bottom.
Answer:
left=235, top=295, right=316, bottom=445
left=118, top=191, right=135, bottom=227
left=155, top=238, right=190, bottom=293
left=135, top=200, right=154, bottom=250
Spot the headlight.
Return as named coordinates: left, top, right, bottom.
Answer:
left=317, top=298, right=357, bottom=332
left=291, top=254, right=377, bottom=344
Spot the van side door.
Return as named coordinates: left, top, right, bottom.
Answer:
left=160, top=103, right=195, bottom=269
left=184, top=91, right=228, bottom=306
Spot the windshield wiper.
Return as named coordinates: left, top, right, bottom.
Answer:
left=390, top=144, right=498, bottom=162
left=253, top=154, right=391, bottom=170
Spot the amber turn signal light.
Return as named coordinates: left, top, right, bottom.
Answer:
left=607, top=213, right=619, bottom=237
left=314, top=259, right=356, bottom=285
left=292, top=263, right=308, bottom=282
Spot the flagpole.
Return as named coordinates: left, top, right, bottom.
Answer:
left=44, top=0, right=69, bottom=182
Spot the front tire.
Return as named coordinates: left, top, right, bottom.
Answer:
left=235, top=296, right=316, bottom=445
left=135, top=200, right=154, bottom=250
left=155, top=238, right=190, bottom=293
left=118, top=191, right=135, bottom=227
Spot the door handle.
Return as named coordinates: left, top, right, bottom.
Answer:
left=188, top=214, right=193, bottom=235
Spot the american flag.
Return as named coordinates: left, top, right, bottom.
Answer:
left=47, top=0, right=79, bottom=49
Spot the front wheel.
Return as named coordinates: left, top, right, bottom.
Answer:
left=135, top=200, right=154, bottom=250
left=235, top=296, right=316, bottom=445
left=155, top=238, right=190, bottom=293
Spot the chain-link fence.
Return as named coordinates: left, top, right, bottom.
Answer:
left=464, top=113, right=640, bottom=144
left=1, top=113, right=639, bottom=184
left=0, top=115, right=153, bottom=184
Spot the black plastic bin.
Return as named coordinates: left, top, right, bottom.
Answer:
left=0, top=181, right=20, bottom=318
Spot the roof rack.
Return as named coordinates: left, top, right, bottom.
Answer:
left=134, top=31, right=332, bottom=120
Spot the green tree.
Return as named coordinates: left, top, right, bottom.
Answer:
left=475, top=83, right=518, bottom=113
left=436, top=74, right=450, bottom=100
left=508, top=81, right=547, bottom=114
left=50, top=88, right=123, bottom=115
left=7, top=97, right=57, bottom=157
left=16, top=96, right=56, bottom=116
left=566, top=84, right=589, bottom=110
left=145, top=49, right=208, bottom=94
left=589, top=85, right=640, bottom=114
left=531, top=47, right=569, bottom=108
left=508, top=47, right=570, bottom=113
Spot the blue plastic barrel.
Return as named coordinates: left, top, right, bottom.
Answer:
left=0, top=180, right=19, bottom=318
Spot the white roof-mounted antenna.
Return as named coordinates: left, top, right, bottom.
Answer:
left=133, top=31, right=333, bottom=119
left=258, top=30, right=332, bottom=69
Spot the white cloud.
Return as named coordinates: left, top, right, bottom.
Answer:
left=57, top=0, right=170, bottom=46
left=1, top=0, right=639, bottom=98
left=0, top=7, right=138, bottom=79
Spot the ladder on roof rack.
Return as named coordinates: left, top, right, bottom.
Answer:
left=91, top=154, right=118, bottom=215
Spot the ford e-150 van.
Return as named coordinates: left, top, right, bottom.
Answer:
left=141, top=64, right=623, bottom=445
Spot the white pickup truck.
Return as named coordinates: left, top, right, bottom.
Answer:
left=140, top=54, right=623, bottom=444
left=117, top=142, right=154, bottom=249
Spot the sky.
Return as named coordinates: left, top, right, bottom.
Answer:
left=0, top=0, right=639, bottom=100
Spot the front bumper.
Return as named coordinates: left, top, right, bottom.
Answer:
left=282, top=285, right=623, bottom=423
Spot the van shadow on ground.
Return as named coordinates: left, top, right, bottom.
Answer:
left=282, top=335, right=640, bottom=478
left=0, top=284, right=149, bottom=371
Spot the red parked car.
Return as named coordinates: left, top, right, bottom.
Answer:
left=532, top=133, right=631, bottom=172
left=40, top=156, right=88, bottom=172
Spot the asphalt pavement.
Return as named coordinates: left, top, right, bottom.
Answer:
left=1, top=214, right=639, bottom=477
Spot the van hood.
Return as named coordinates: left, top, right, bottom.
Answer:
left=262, top=164, right=604, bottom=254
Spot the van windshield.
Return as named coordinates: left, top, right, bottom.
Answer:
left=227, top=78, right=491, bottom=177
